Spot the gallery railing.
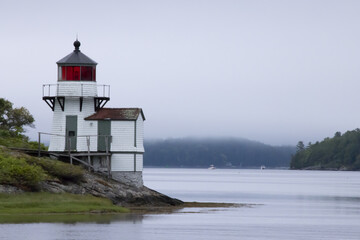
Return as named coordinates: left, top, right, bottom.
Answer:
left=42, top=83, right=110, bottom=98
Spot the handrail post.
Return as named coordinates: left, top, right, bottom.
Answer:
left=68, top=137, right=72, bottom=164
left=86, top=136, right=91, bottom=171
left=38, top=132, right=41, bottom=157
left=105, top=136, right=111, bottom=178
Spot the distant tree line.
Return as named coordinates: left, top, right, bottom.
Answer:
left=290, top=129, right=360, bottom=170
left=144, top=138, right=295, bottom=168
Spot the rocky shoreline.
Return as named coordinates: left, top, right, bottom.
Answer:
left=301, top=166, right=349, bottom=171
left=0, top=171, right=183, bottom=207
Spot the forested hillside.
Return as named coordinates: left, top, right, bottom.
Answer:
left=144, top=138, right=295, bottom=168
left=290, top=129, right=360, bottom=170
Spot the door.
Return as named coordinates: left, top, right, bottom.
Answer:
left=98, top=120, right=111, bottom=151
left=65, top=116, right=77, bottom=151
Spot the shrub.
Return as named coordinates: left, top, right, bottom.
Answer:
left=25, top=157, right=84, bottom=183
left=0, top=130, right=47, bottom=150
left=0, top=155, right=45, bottom=189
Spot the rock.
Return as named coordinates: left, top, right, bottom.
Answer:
left=0, top=185, right=24, bottom=194
left=38, top=172, right=183, bottom=207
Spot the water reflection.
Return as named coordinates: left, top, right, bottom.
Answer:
left=1, top=169, right=360, bottom=240
left=0, top=213, right=144, bottom=224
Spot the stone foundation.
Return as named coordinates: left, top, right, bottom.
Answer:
left=111, top=171, right=143, bottom=188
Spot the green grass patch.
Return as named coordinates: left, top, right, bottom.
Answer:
left=0, top=192, right=129, bottom=215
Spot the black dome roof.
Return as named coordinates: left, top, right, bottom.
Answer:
left=57, top=40, right=97, bottom=65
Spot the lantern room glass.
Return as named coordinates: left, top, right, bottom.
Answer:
left=59, top=66, right=96, bottom=81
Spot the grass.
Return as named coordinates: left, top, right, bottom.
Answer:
left=0, top=192, right=129, bottom=215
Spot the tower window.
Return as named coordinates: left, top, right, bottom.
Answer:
left=65, top=66, right=80, bottom=80
left=59, top=66, right=96, bottom=81
left=81, top=66, right=93, bottom=81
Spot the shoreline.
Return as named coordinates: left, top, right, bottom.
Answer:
left=0, top=199, right=253, bottom=224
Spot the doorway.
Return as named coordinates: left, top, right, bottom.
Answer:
left=65, top=115, right=77, bottom=151
left=98, top=120, right=111, bottom=151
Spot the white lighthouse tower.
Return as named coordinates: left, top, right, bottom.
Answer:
left=43, top=40, right=145, bottom=187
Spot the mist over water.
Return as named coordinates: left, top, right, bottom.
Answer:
left=1, top=169, right=359, bottom=240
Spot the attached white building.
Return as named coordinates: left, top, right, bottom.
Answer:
left=43, top=40, right=145, bottom=187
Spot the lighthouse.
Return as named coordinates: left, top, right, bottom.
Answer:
left=42, top=40, right=145, bottom=187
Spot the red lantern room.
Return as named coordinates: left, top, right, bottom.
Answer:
left=43, top=39, right=110, bottom=113
left=56, top=39, right=97, bottom=81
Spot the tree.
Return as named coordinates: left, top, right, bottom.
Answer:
left=0, top=98, right=12, bottom=125
left=296, top=141, right=305, bottom=152
left=291, top=129, right=360, bottom=170
left=0, top=98, right=34, bottom=136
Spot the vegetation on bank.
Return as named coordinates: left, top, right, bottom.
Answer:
left=0, top=147, right=84, bottom=190
left=0, top=192, right=128, bottom=215
left=0, top=148, right=129, bottom=215
left=0, top=98, right=129, bottom=215
left=0, top=98, right=82, bottom=190
left=291, top=129, right=360, bottom=170
left=145, top=138, right=295, bottom=168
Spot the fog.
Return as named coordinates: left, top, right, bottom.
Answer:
left=1, top=0, right=360, bottom=145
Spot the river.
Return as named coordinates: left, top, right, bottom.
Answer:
left=0, top=168, right=359, bottom=240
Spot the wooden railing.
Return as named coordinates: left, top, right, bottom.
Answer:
left=38, top=132, right=112, bottom=177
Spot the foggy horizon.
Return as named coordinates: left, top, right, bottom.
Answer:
left=1, top=0, right=360, bottom=146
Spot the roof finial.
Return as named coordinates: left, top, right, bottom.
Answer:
left=74, top=36, right=81, bottom=52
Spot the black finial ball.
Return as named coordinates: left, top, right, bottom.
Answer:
left=74, top=40, right=81, bottom=50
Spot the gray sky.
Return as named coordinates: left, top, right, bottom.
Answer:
left=1, top=0, right=360, bottom=146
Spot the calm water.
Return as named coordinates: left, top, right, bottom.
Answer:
left=0, top=169, right=359, bottom=240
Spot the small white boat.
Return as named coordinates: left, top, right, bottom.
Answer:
left=260, top=165, right=266, bottom=170
left=208, top=164, right=216, bottom=170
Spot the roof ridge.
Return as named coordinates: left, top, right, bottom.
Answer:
left=57, top=51, right=97, bottom=65
left=102, top=107, right=141, bottom=110
left=85, top=108, right=145, bottom=121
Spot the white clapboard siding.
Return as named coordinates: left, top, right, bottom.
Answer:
left=48, top=98, right=97, bottom=151
left=136, top=154, right=143, bottom=171
left=136, top=115, right=144, bottom=152
left=110, top=121, right=136, bottom=152
left=111, top=153, right=135, bottom=171
left=57, top=82, right=97, bottom=97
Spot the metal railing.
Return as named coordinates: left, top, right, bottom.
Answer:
left=42, top=83, right=110, bottom=98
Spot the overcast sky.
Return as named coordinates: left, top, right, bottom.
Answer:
left=1, top=0, right=360, bottom=146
